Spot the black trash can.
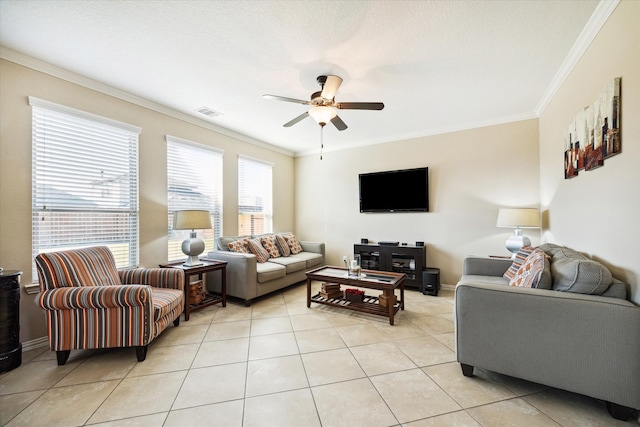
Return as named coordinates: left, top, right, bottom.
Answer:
left=0, top=270, right=22, bottom=373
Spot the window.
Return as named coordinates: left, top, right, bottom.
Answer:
left=30, top=97, right=140, bottom=274
left=238, top=155, right=273, bottom=235
left=167, top=136, right=223, bottom=261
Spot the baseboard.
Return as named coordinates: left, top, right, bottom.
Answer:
left=22, top=336, right=48, bottom=352
left=441, top=283, right=455, bottom=291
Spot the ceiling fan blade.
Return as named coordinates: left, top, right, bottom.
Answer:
left=321, top=75, right=343, bottom=100
left=263, top=94, right=310, bottom=105
left=336, top=102, right=385, bottom=110
left=283, top=112, right=309, bottom=127
left=330, top=115, right=348, bottom=131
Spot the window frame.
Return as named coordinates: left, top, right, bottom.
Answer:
left=237, top=154, right=273, bottom=236
left=30, top=97, right=141, bottom=281
left=166, top=135, right=223, bottom=262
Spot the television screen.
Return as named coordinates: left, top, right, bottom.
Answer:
left=359, top=167, right=429, bottom=213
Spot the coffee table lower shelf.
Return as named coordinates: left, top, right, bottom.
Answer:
left=310, top=293, right=401, bottom=322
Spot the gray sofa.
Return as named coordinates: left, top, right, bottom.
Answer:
left=455, top=243, right=640, bottom=420
left=205, top=234, right=324, bottom=305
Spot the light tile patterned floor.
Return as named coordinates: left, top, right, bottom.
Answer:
left=1, top=283, right=638, bottom=426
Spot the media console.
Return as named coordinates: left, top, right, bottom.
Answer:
left=354, top=243, right=426, bottom=289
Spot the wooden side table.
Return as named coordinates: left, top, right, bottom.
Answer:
left=159, top=259, right=227, bottom=321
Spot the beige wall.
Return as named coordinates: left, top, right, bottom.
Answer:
left=294, top=119, right=541, bottom=286
left=0, top=59, right=295, bottom=342
left=539, top=0, right=639, bottom=304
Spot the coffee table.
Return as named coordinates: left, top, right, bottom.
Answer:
left=306, top=266, right=405, bottom=325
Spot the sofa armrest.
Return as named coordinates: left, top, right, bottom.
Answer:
left=119, top=268, right=184, bottom=291
left=462, top=257, right=512, bottom=276
left=300, top=241, right=325, bottom=256
left=205, top=250, right=258, bottom=301
left=455, top=282, right=640, bottom=410
left=37, top=285, right=151, bottom=310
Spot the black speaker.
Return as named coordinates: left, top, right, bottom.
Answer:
left=361, top=238, right=368, bottom=244
left=422, top=268, right=440, bottom=296
left=415, top=241, right=424, bottom=247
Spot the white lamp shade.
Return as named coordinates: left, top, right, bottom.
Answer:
left=496, top=208, right=540, bottom=228
left=308, top=106, right=337, bottom=125
left=173, top=210, right=212, bottom=230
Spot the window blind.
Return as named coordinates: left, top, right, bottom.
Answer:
left=167, top=136, right=223, bottom=262
left=238, top=155, right=273, bottom=235
left=30, top=97, right=140, bottom=276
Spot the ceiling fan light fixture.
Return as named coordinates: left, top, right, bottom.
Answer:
left=309, top=106, right=337, bottom=126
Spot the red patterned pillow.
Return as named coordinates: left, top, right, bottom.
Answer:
left=275, top=234, right=291, bottom=257
left=228, top=238, right=249, bottom=253
left=284, top=233, right=303, bottom=255
left=509, top=248, right=548, bottom=288
left=261, top=234, right=281, bottom=258
left=503, top=246, right=535, bottom=280
left=247, top=238, right=270, bottom=263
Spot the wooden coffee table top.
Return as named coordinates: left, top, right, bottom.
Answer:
left=306, top=266, right=405, bottom=290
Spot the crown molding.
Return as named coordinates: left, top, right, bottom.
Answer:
left=0, top=47, right=294, bottom=157
left=294, top=111, right=538, bottom=158
left=535, top=0, right=619, bottom=116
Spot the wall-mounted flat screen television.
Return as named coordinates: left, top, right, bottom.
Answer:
left=359, top=167, right=429, bottom=213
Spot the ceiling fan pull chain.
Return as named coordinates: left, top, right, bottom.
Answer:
left=320, top=124, right=324, bottom=160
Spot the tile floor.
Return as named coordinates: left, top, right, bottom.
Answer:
left=1, top=282, right=638, bottom=426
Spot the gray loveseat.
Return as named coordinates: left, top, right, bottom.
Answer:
left=455, top=243, right=640, bottom=420
left=205, top=233, right=324, bottom=305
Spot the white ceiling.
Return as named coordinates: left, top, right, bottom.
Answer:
left=0, top=0, right=606, bottom=156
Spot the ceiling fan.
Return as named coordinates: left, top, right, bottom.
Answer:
left=263, top=75, right=384, bottom=131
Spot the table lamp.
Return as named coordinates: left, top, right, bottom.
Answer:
left=173, top=210, right=212, bottom=266
left=496, top=208, right=540, bottom=258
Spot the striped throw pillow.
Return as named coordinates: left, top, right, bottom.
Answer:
left=509, top=248, right=548, bottom=288
left=247, top=238, right=270, bottom=263
left=275, top=234, right=291, bottom=257
left=503, top=246, right=535, bottom=280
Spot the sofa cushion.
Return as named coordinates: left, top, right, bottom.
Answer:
left=275, top=234, right=291, bottom=257
left=269, top=256, right=307, bottom=273
left=247, top=238, right=270, bottom=263
left=151, top=288, right=184, bottom=322
left=260, top=234, right=281, bottom=258
left=601, top=279, right=627, bottom=299
left=289, top=251, right=323, bottom=268
left=538, top=243, right=564, bottom=257
left=256, top=261, right=286, bottom=283
left=457, top=275, right=509, bottom=287
left=509, top=248, right=551, bottom=289
left=551, top=247, right=612, bottom=295
left=283, top=233, right=303, bottom=255
left=503, top=246, right=535, bottom=280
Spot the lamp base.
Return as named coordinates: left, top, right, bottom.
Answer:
left=183, top=255, right=203, bottom=267
left=182, top=233, right=205, bottom=267
left=505, top=229, right=531, bottom=258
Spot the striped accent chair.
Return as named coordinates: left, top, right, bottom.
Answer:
left=35, top=246, right=184, bottom=365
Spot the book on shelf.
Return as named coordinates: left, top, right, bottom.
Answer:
left=319, top=290, right=344, bottom=299
left=319, top=282, right=342, bottom=299
left=321, top=283, right=341, bottom=291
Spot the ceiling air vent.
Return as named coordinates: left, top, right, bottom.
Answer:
left=196, top=107, right=223, bottom=118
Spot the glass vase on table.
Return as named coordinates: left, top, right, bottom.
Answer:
left=348, top=254, right=362, bottom=278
